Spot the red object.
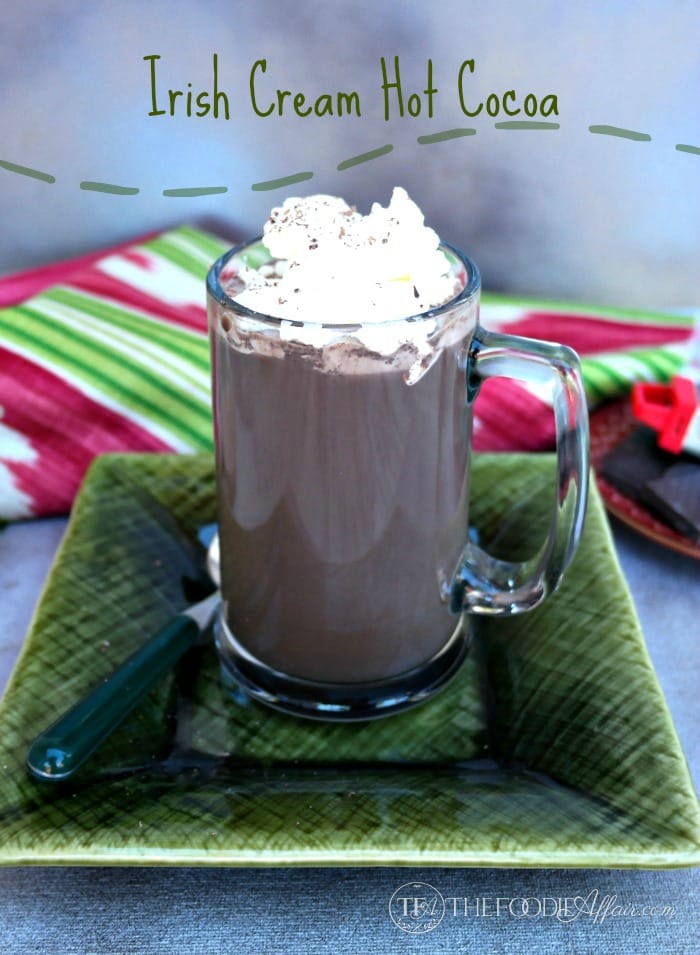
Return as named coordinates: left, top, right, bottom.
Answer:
left=632, top=376, right=699, bottom=454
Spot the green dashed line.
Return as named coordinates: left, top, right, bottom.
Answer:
left=251, top=172, right=314, bottom=191
left=0, top=159, right=55, bottom=183
left=4, top=118, right=694, bottom=198
left=337, top=145, right=393, bottom=171
left=80, top=181, right=140, bottom=195
left=417, top=128, right=476, bottom=144
left=162, top=185, right=228, bottom=197
left=495, top=121, right=560, bottom=130
left=588, top=125, right=651, bottom=142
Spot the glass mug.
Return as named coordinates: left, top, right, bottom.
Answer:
left=207, top=240, right=589, bottom=720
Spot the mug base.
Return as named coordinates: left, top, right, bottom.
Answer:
left=214, top=613, right=471, bottom=721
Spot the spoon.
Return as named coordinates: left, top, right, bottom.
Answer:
left=25, top=533, right=221, bottom=782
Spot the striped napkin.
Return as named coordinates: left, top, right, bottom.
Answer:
left=472, top=297, right=697, bottom=452
left=0, top=225, right=696, bottom=520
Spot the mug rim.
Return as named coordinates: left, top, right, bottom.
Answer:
left=206, top=238, right=481, bottom=330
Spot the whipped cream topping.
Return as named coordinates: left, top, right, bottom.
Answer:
left=234, top=188, right=459, bottom=325
left=220, top=188, right=475, bottom=382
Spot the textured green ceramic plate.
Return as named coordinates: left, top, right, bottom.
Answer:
left=0, top=453, right=698, bottom=867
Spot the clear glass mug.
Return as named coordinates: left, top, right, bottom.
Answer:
left=207, top=240, right=589, bottom=720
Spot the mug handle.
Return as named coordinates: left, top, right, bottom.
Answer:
left=452, top=327, right=590, bottom=615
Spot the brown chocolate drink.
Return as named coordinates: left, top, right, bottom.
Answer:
left=209, top=253, right=478, bottom=684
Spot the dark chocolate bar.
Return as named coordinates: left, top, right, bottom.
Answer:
left=599, top=426, right=676, bottom=501
left=600, top=424, right=700, bottom=544
left=644, top=462, right=700, bottom=544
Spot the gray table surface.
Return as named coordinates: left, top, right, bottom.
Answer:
left=0, top=514, right=698, bottom=954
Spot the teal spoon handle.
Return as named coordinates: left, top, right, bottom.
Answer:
left=26, top=593, right=219, bottom=782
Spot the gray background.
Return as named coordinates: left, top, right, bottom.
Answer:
left=1, top=0, right=699, bottom=307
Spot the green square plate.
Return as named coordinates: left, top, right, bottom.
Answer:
left=0, top=453, right=698, bottom=867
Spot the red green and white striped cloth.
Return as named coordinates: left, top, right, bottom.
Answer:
left=0, top=225, right=696, bottom=520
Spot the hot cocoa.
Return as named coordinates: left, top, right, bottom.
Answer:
left=209, top=189, right=478, bottom=683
